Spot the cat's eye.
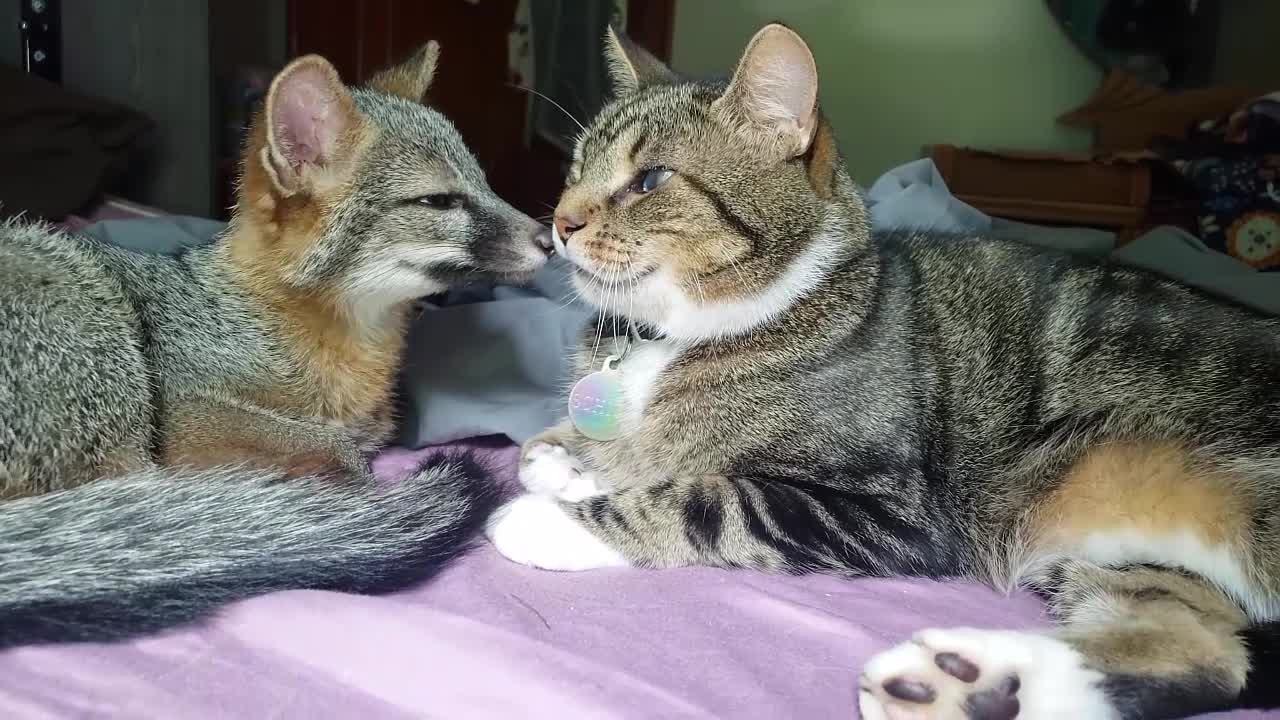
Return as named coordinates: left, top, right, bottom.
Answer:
left=415, top=193, right=463, bottom=210
left=630, top=167, right=674, bottom=195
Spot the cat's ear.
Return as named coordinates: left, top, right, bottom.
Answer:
left=261, top=55, right=363, bottom=196
left=712, top=23, right=819, bottom=159
left=368, top=41, right=440, bottom=103
left=604, top=26, right=677, bottom=95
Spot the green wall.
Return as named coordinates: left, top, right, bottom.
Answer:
left=670, top=0, right=1103, bottom=185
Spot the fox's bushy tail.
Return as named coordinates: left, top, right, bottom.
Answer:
left=0, top=453, right=499, bottom=647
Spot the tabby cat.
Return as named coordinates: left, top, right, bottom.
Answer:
left=486, top=24, right=1280, bottom=720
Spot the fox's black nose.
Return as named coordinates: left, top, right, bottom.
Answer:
left=534, top=226, right=555, bottom=255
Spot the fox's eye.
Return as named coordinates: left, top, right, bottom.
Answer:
left=416, top=193, right=463, bottom=210
left=629, top=167, right=673, bottom=195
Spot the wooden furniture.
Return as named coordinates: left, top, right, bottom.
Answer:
left=1057, top=69, right=1262, bottom=153
left=930, top=144, right=1153, bottom=230
left=929, top=65, right=1266, bottom=237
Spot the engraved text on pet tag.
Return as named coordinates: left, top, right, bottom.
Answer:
left=569, top=355, right=624, bottom=441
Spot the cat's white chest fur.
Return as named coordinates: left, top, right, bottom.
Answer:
left=617, top=340, right=681, bottom=429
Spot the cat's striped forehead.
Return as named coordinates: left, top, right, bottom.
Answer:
left=573, top=80, right=726, bottom=171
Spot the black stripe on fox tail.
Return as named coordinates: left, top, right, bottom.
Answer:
left=0, top=451, right=500, bottom=648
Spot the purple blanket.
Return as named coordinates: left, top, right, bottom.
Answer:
left=1, top=442, right=1273, bottom=719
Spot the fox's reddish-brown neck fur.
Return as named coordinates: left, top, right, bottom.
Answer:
left=223, top=119, right=408, bottom=425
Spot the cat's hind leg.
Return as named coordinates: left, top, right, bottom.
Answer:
left=859, top=561, right=1264, bottom=720
left=862, top=439, right=1280, bottom=719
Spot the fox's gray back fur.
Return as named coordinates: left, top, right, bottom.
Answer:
left=2, top=222, right=154, bottom=494
left=0, top=47, right=544, bottom=647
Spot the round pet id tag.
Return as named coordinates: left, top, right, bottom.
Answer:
left=569, top=355, right=625, bottom=441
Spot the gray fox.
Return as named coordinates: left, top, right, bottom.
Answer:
left=0, top=44, right=549, bottom=646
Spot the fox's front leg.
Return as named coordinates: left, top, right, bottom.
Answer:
left=162, top=397, right=370, bottom=480
left=516, top=422, right=607, bottom=502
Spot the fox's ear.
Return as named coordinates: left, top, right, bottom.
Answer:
left=604, top=26, right=676, bottom=95
left=712, top=23, right=819, bottom=160
left=261, top=55, right=362, bottom=196
left=368, top=41, right=440, bottom=103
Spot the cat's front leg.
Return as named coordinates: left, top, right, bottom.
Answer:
left=486, top=493, right=631, bottom=571
left=517, top=423, right=606, bottom=502
left=486, top=474, right=789, bottom=572
left=488, top=425, right=626, bottom=571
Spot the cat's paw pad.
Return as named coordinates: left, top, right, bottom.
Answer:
left=518, top=442, right=602, bottom=501
left=858, top=628, right=1111, bottom=720
left=485, top=494, right=629, bottom=571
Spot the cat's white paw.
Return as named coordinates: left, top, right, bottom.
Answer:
left=485, top=494, right=629, bottom=571
left=518, top=442, right=604, bottom=502
left=858, top=628, right=1114, bottom=720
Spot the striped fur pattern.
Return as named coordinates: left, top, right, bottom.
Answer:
left=486, top=25, right=1280, bottom=719
left=0, top=46, right=544, bottom=646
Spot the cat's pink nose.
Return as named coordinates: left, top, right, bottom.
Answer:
left=554, top=212, right=587, bottom=242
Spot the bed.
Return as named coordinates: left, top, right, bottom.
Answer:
left=4, top=164, right=1277, bottom=719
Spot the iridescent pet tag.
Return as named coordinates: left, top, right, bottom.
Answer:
left=569, top=355, right=624, bottom=441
